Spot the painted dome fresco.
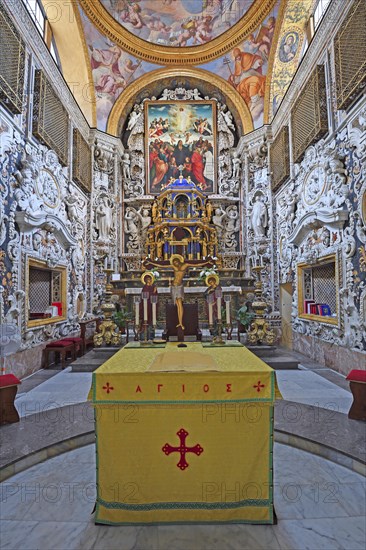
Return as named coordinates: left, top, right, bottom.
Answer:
left=100, top=0, right=255, bottom=47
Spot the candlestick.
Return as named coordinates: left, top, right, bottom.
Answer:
left=225, top=297, right=231, bottom=325
left=152, top=302, right=156, bottom=326
left=208, top=302, right=213, bottom=325
left=217, top=297, right=222, bottom=320
left=215, top=287, right=222, bottom=321
left=151, top=294, right=158, bottom=327
left=134, top=296, right=140, bottom=326
left=142, top=291, right=149, bottom=322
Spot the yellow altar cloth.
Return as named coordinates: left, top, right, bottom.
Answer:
left=92, top=342, right=278, bottom=525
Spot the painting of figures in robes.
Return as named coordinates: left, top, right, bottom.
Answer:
left=101, top=0, right=252, bottom=47
left=201, top=6, right=279, bottom=128
left=145, top=101, right=216, bottom=194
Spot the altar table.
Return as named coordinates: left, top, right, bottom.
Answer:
left=91, top=342, right=279, bottom=525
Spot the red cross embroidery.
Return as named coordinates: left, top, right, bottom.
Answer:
left=253, top=380, right=265, bottom=392
left=103, top=382, right=114, bottom=394
left=162, top=428, right=203, bottom=471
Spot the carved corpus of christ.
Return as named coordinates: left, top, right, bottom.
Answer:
left=144, top=254, right=214, bottom=330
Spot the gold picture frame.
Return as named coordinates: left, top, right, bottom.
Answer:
left=297, top=253, right=340, bottom=327
left=145, top=99, right=217, bottom=195
left=26, top=257, right=67, bottom=328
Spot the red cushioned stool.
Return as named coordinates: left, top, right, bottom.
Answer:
left=43, top=340, right=75, bottom=370
left=346, top=370, right=366, bottom=421
left=0, top=374, right=21, bottom=424
left=62, top=337, right=83, bottom=358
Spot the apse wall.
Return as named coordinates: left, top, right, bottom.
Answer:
left=0, top=0, right=365, bottom=380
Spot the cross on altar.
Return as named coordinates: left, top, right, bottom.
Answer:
left=253, top=380, right=265, bottom=392
left=162, top=428, right=204, bottom=470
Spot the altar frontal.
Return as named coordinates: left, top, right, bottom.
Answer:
left=92, top=342, right=278, bottom=525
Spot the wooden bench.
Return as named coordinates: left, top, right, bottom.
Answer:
left=346, top=370, right=366, bottom=421
left=62, top=337, right=83, bottom=358
left=42, top=340, right=75, bottom=369
left=0, top=374, right=21, bottom=424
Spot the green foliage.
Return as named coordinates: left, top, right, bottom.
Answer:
left=236, top=305, right=254, bottom=329
left=112, top=308, right=133, bottom=329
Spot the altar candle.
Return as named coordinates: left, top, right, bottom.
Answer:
left=111, top=258, right=114, bottom=271
left=152, top=302, right=156, bottom=326
left=135, top=301, right=139, bottom=326
left=226, top=300, right=231, bottom=325
left=104, top=257, right=108, bottom=269
left=143, top=296, right=148, bottom=322
left=217, top=296, right=222, bottom=320
left=208, top=302, right=213, bottom=325
left=226, top=302, right=230, bottom=325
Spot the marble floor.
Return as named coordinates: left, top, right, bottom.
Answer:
left=15, top=368, right=92, bottom=418
left=2, top=351, right=364, bottom=549
left=0, top=443, right=365, bottom=550
left=275, top=368, right=353, bottom=414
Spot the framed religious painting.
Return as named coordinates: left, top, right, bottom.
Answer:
left=145, top=100, right=217, bottom=195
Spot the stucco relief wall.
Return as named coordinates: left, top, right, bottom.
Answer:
left=275, top=99, right=366, bottom=372
left=0, top=111, right=90, bottom=378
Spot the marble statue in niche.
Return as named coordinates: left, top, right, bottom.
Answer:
left=96, top=196, right=113, bottom=240
left=252, top=195, right=268, bottom=237
left=232, top=152, right=241, bottom=179
left=122, top=152, right=131, bottom=180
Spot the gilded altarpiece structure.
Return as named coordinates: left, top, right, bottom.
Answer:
left=115, top=87, right=251, bottom=324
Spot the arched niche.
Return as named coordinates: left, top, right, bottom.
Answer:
left=107, top=68, right=253, bottom=142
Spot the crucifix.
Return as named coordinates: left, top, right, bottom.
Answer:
left=144, top=254, right=214, bottom=331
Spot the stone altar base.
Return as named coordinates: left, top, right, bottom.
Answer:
left=248, top=346, right=299, bottom=370
left=71, top=349, right=120, bottom=373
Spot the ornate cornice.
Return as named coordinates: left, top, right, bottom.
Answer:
left=107, top=67, right=253, bottom=136
left=78, top=0, right=278, bottom=65
left=15, top=212, right=78, bottom=249
left=288, top=209, right=349, bottom=246
left=90, top=129, right=124, bottom=155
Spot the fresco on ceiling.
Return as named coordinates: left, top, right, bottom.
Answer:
left=269, top=0, right=313, bottom=120
left=79, top=7, right=158, bottom=131
left=101, top=0, right=254, bottom=46
left=200, top=6, right=279, bottom=129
